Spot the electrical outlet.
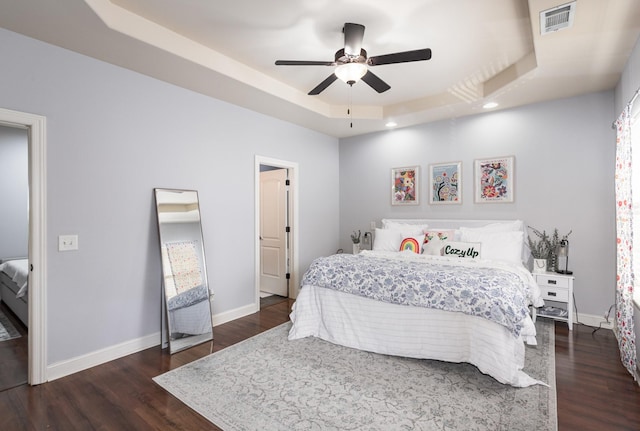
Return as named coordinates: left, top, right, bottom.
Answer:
left=58, top=235, right=78, bottom=251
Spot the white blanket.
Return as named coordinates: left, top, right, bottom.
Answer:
left=0, top=258, right=29, bottom=298
left=290, top=250, right=546, bottom=387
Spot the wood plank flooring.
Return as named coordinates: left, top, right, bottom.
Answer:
left=0, top=300, right=639, bottom=431
left=0, top=302, right=27, bottom=392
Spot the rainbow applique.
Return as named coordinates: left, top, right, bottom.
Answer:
left=399, top=237, right=421, bottom=254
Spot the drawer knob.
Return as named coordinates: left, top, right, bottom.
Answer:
left=548, top=291, right=557, bottom=296
left=547, top=280, right=557, bottom=285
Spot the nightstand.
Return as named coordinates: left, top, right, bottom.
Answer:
left=533, top=271, right=574, bottom=330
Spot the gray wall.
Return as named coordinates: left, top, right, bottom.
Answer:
left=615, top=35, right=640, bottom=117
left=339, top=91, right=616, bottom=318
left=0, top=28, right=340, bottom=364
left=0, top=126, right=28, bottom=259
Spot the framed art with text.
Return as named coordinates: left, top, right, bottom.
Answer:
left=429, top=161, right=461, bottom=204
left=391, top=166, right=419, bottom=205
left=474, top=156, right=515, bottom=203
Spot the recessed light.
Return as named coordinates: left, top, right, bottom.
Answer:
left=385, top=121, right=398, bottom=128
left=483, top=102, right=498, bottom=109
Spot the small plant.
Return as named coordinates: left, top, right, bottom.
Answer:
left=527, top=227, right=551, bottom=259
left=529, top=226, right=573, bottom=270
left=350, top=230, right=361, bottom=244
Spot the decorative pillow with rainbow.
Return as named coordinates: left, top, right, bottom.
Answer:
left=399, top=235, right=425, bottom=254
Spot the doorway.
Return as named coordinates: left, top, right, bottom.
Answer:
left=0, top=108, right=47, bottom=385
left=254, top=156, right=299, bottom=310
left=0, top=125, right=28, bottom=391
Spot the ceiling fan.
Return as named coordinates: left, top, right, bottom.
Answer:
left=275, top=23, right=432, bottom=95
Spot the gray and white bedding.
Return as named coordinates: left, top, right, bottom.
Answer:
left=301, top=251, right=541, bottom=337
left=0, top=258, right=29, bottom=327
left=289, top=219, right=546, bottom=387
left=167, top=284, right=211, bottom=335
left=0, top=258, right=28, bottom=298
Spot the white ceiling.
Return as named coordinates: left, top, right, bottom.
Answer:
left=1, top=0, right=639, bottom=137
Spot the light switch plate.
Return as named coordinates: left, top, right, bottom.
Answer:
left=58, top=235, right=78, bottom=251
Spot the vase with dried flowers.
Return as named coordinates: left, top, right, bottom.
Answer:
left=528, top=227, right=551, bottom=273
left=528, top=226, right=573, bottom=272
left=351, top=230, right=361, bottom=254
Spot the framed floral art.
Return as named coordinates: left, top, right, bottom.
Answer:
left=391, top=166, right=419, bottom=205
left=474, top=156, right=515, bottom=203
left=429, top=161, right=461, bottom=204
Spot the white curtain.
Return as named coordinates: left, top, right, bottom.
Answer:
left=614, top=100, right=639, bottom=381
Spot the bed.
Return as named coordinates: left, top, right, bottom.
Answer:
left=0, top=258, right=28, bottom=327
left=289, top=219, right=545, bottom=387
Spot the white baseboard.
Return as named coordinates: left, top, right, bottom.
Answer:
left=212, top=302, right=259, bottom=327
left=575, top=312, right=614, bottom=330
left=47, top=331, right=161, bottom=382
left=46, top=303, right=260, bottom=381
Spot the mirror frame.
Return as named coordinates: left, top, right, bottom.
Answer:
left=154, top=188, right=213, bottom=353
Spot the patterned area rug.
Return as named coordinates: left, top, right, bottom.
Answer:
left=154, top=320, right=556, bottom=431
left=0, top=309, right=21, bottom=342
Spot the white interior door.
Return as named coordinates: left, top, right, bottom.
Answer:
left=260, top=168, right=288, bottom=296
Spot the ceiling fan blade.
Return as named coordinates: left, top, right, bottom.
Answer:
left=308, top=74, right=338, bottom=95
left=368, top=48, right=432, bottom=66
left=275, top=60, right=335, bottom=66
left=361, top=70, right=391, bottom=93
left=343, top=23, right=365, bottom=57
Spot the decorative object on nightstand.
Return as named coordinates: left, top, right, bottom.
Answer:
left=527, top=227, right=551, bottom=273
left=555, top=237, right=573, bottom=274
left=528, top=226, right=572, bottom=272
left=534, top=271, right=574, bottom=330
left=351, top=230, right=361, bottom=254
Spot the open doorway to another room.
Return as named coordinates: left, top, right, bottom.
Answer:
left=255, top=157, right=299, bottom=310
left=0, top=125, right=28, bottom=391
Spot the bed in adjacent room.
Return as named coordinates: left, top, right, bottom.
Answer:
left=289, top=219, right=544, bottom=387
left=0, top=258, right=28, bottom=327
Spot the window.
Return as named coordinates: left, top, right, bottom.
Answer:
left=630, top=105, right=640, bottom=305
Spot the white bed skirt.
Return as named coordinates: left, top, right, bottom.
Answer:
left=289, top=285, right=544, bottom=387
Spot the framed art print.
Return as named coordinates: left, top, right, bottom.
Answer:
left=391, top=166, right=419, bottom=205
left=474, top=156, right=515, bottom=203
left=429, top=161, right=461, bottom=204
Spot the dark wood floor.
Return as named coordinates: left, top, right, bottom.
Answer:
left=0, top=302, right=28, bottom=392
left=1, top=300, right=639, bottom=431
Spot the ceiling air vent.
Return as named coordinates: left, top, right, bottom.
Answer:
left=540, top=1, right=576, bottom=35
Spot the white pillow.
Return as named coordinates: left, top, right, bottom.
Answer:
left=373, top=228, right=403, bottom=251
left=422, top=230, right=455, bottom=255
left=459, top=230, right=524, bottom=264
left=440, top=241, right=482, bottom=259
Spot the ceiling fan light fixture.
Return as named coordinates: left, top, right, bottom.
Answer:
left=335, top=63, right=367, bottom=84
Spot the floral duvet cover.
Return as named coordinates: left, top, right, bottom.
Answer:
left=301, top=250, right=542, bottom=337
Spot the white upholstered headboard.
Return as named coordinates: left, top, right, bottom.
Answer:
left=381, top=219, right=524, bottom=231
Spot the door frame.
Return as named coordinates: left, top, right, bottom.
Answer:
left=0, top=108, right=47, bottom=385
left=254, top=156, right=299, bottom=310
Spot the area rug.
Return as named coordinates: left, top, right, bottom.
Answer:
left=0, top=309, right=21, bottom=342
left=154, top=320, right=556, bottom=431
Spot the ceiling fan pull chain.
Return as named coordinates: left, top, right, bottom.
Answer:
left=349, top=85, right=353, bottom=128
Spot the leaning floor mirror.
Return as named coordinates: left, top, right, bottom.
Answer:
left=154, top=188, right=213, bottom=353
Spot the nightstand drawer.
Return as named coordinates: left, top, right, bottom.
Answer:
left=536, top=275, right=570, bottom=288
left=540, top=287, right=569, bottom=302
